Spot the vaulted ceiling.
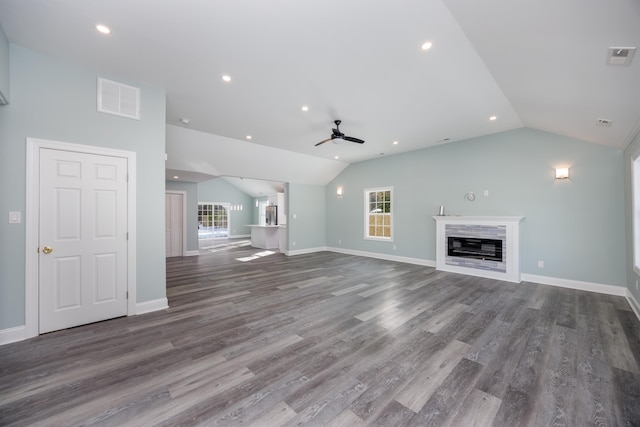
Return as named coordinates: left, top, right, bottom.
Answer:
left=1, top=0, right=639, bottom=184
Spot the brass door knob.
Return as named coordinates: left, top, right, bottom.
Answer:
left=42, top=246, right=53, bottom=254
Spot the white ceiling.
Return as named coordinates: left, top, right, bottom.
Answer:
left=2, top=0, right=639, bottom=186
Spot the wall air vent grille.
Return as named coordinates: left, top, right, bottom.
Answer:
left=97, top=77, right=140, bottom=120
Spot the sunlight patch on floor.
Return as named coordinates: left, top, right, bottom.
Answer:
left=236, top=250, right=276, bottom=262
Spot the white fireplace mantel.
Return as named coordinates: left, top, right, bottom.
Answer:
left=433, top=216, right=524, bottom=283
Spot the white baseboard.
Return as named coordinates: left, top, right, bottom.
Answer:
left=229, top=234, right=250, bottom=238
left=627, top=290, right=640, bottom=322
left=0, top=325, right=27, bottom=346
left=185, top=250, right=199, bottom=257
left=1, top=298, right=169, bottom=346
left=326, top=247, right=436, bottom=267
left=320, top=248, right=630, bottom=300
left=521, top=273, right=626, bottom=296
left=286, top=246, right=328, bottom=256
left=136, top=297, right=169, bottom=315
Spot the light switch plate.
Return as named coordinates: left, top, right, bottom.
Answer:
left=9, top=211, right=21, bottom=224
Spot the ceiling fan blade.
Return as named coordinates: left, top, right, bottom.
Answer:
left=314, top=138, right=332, bottom=146
left=343, top=135, right=365, bottom=144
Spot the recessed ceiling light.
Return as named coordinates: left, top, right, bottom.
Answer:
left=301, top=105, right=309, bottom=112
left=334, top=156, right=339, bottom=159
left=173, top=175, right=179, bottom=180
left=96, top=24, right=111, bottom=34
left=393, top=141, right=399, bottom=145
left=421, top=41, right=432, bottom=50
left=180, top=118, right=190, bottom=125
left=246, top=135, right=252, bottom=140
left=489, top=116, right=497, bottom=121
left=222, top=75, right=232, bottom=82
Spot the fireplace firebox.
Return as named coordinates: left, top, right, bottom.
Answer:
left=448, top=237, right=503, bottom=262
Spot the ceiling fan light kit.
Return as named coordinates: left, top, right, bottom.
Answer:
left=315, top=120, right=365, bottom=146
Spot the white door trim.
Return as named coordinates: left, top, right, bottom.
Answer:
left=25, top=138, right=137, bottom=339
left=165, top=190, right=187, bottom=257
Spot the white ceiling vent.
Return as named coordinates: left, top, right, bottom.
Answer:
left=607, top=47, right=636, bottom=66
left=97, top=77, right=141, bottom=120
left=596, top=118, right=612, bottom=127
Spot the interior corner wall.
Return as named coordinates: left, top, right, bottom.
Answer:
left=287, top=183, right=326, bottom=251
left=197, top=178, right=254, bottom=237
left=624, top=130, right=640, bottom=304
left=0, top=44, right=167, bottom=331
left=326, top=128, right=626, bottom=288
left=0, top=24, right=10, bottom=104
left=165, top=181, right=199, bottom=251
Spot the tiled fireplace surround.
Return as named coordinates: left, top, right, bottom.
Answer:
left=433, top=216, right=524, bottom=283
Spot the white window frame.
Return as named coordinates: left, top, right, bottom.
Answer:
left=364, top=186, right=393, bottom=242
left=198, top=202, right=231, bottom=240
left=632, top=147, right=640, bottom=275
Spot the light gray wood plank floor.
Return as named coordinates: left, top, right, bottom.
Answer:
left=1, top=244, right=639, bottom=426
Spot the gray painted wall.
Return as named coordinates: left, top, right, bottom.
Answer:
left=0, top=44, right=167, bottom=330
left=624, top=131, right=640, bottom=303
left=197, top=178, right=254, bottom=237
left=165, top=181, right=199, bottom=252
left=288, top=183, right=326, bottom=250
left=327, top=128, right=626, bottom=287
left=0, top=25, right=8, bottom=103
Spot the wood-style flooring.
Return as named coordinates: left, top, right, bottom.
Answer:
left=1, top=243, right=640, bottom=426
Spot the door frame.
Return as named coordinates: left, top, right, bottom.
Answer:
left=165, top=190, right=187, bottom=257
left=25, top=138, right=137, bottom=338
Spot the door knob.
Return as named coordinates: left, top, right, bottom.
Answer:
left=42, top=246, right=53, bottom=254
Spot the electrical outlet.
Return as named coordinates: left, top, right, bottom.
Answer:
left=292, top=241, right=296, bottom=246
left=393, top=245, right=397, bottom=250
left=338, top=239, right=341, bottom=244
left=537, top=260, right=544, bottom=268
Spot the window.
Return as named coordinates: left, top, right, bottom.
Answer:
left=198, top=202, right=229, bottom=240
left=364, top=187, right=393, bottom=240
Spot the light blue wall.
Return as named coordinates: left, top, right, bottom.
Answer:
left=197, top=178, right=254, bottom=236
left=624, top=131, right=640, bottom=303
left=0, top=44, right=167, bottom=330
left=327, top=128, right=626, bottom=287
left=288, top=183, right=326, bottom=250
left=0, top=25, right=9, bottom=103
left=165, top=181, right=199, bottom=252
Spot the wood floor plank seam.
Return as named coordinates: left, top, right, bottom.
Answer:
left=1, top=244, right=639, bottom=426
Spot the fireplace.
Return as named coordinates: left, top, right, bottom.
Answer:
left=432, top=216, right=523, bottom=283
left=448, top=237, right=503, bottom=262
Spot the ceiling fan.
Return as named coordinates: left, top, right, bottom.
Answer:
left=314, top=120, right=365, bottom=146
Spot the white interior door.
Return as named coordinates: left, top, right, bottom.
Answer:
left=38, top=148, right=128, bottom=333
left=165, top=193, right=184, bottom=257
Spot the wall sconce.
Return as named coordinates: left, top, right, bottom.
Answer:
left=255, top=199, right=259, bottom=207
left=555, top=167, right=570, bottom=180
left=336, top=186, right=344, bottom=197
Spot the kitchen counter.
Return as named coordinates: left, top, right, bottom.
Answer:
left=247, top=225, right=283, bottom=250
